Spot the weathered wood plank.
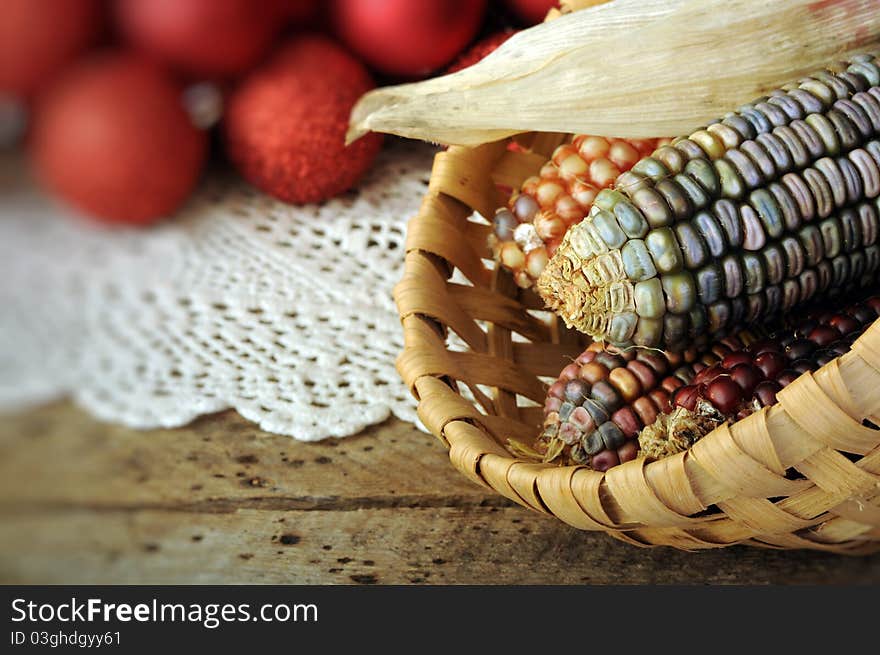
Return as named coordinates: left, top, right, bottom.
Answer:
left=3, top=505, right=879, bottom=585
left=0, top=402, right=485, bottom=506
left=0, top=403, right=878, bottom=584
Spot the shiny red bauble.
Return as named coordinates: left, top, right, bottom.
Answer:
left=0, top=0, right=102, bottom=97
left=224, top=36, right=383, bottom=205
left=504, top=0, right=557, bottom=25
left=116, top=0, right=282, bottom=77
left=332, top=0, right=487, bottom=77
left=30, top=54, right=207, bottom=225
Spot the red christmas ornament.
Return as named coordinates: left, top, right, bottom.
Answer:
left=503, top=0, right=558, bottom=25
left=30, top=54, right=207, bottom=226
left=446, top=30, right=517, bottom=74
left=116, top=0, right=282, bottom=77
left=331, top=0, right=487, bottom=78
left=0, top=0, right=102, bottom=97
left=224, top=36, right=383, bottom=205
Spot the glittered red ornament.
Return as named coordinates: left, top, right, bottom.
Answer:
left=30, top=54, right=207, bottom=226
left=116, top=0, right=282, bottom=77
left=331, top=0, right=487, bottom=78
left=223, top=36, right=383, bottom=205
left=0, top=0, right=102, bottom=97
left=503, top=0, right=558, bottom=25
left=446, top=30, right=517, bottom=74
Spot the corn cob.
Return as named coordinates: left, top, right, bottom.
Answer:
left=537, top=54, right=880, bottom=351
left=489, top=135, right=668, bottom=289
left=535, top=294, right=880, bottom=471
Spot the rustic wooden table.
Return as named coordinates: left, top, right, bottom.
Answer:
left=1, top=402, right=878, bottom=584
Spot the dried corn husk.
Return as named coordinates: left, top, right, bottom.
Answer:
left=347, top=0, right=880, bottom=146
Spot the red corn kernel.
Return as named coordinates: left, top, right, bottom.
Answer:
left=748, top=339, right=783, bottom=355
left=793, top=319, right=818, bottom=339
left=848, top=305, right=875, bottom=324
left=865, top=296, right=880, bottom=315
left=776, top=369, right=801, bottom=388
left=754, top=351, right=786, bottom=379
left=636, top=352, right=669, bottom=375
left=611, top=407, right=641, bottom=438
left=784, top=338, right=817, bottom=360
left=789, top=358, right=814, bottom=374
left=673, top=385, right=701, bottom=411
left=626, top=360, right=658, bottom=390
left=661, top=376, right=684, bottom=394
left=753, top=380, right=781, bottom=407
left=729, top=363, right=763, bottom=396
left=706, top=377, right=742, bottom=414
left=617, top=440, right=640, bottom=464
left=544, top=397, right=562, bottom=414
left=828, top=313, right=859, bottom=335
left=807, top=325, right=839, bottom=347
left=721, top=351, right=753, bottom=369
left=559, top=363, right=581, bottom=381
left=590, top=449, right=620, bottom=472
left=547, top=380, right=566, bottom=399
left=694, top=363, right=724, bottom=384
left=618, top=348, right=638, bottom=362
left=648, top=388, right=671, bottom=413
left=568, top=406, right=595, bottom=433
left=632, top=396, right=658, bottom=426
left=575, top=350, right=597, bottom=365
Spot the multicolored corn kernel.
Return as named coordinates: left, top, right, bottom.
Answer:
left=537, top=54, right=880, bottom=349
left=489, top=135, right=669, bottom=289
left=532, top=294, right=880, bottom=470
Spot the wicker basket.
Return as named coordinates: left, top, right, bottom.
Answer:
left=394, top=127, right=880, bottom=554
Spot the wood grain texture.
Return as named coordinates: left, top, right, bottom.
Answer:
left=1, top=403, right=878, bottom=584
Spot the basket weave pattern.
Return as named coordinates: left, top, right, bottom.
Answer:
left=395, top=133, right=880, bottom=553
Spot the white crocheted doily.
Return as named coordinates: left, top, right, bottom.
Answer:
left=0, top=140, right=438, bottom=440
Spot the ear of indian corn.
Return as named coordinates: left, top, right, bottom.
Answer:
left=490, top=136, right=668, bottom=289
left=534, top=295, right=880, bottom=470
left=537, top=54, right=880, bottom=350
